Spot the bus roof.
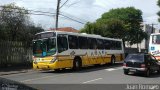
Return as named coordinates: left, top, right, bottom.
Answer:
left=36, top=31, right=122, bottom=41
left=35, top=30, right=55, bottom=35
left=150, top=33, right=160, bottom=35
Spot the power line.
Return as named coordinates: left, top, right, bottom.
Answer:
left=0, top=10, right=55, bottom=17
left=59, top=0, right=69, bottom=9
left=67, top=0, right=81, bottom=8
left=29, top=12, right=55, bottom=17
left=0, top=5, right=88, bottom=23
left=0, top=9, right=85, bottom=24
left=56, top=0, right=87, bottom=28
left=59, top=11, right=88, bottom=23
left=0, top=5, right=86, bottom=24
left=0, top=6, right=56, bottom=15
left=0, top=9, right=85, bottom=25
left=60, top=14, right=85, bottom=24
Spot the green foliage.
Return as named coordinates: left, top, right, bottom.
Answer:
left=157, top=0, right=160, bottom=22
left=100, top=19, right=125, bottom=38
left=158, top=0, right=160, bottom=6
left=80, top=7, right=147, bottom=46
left=0, top=3, right=44, bottom=47
left=80, top=22, right=104, bottom=35
left=0, top=3, right=28, bottom=41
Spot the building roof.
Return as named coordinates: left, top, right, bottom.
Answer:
left=49, top=27, right=79, bottom=33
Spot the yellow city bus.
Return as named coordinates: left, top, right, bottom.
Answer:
left=149, top=33, right=160, bottom=61
left=32, top=31, right=124, bottom=70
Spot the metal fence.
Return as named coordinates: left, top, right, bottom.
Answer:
left=0, top=41, right=32, bottom=68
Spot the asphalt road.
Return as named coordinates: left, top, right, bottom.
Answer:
left=1, top=63, right=160, bottom=90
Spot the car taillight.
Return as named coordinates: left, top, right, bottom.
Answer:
left=141, top=64, right=146, bottom=68
left=123, top=63, right=127, bottom=67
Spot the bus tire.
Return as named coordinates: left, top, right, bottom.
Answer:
left=111, top=56, right=116, bottom=65
left=73, top=57, right=82, bottom=71
left=54, top=69, right=60, bottom=72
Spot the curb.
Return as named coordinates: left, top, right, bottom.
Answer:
left=0, top=69, right=33, bottom=76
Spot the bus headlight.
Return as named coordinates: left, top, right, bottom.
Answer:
left=33, top=60, right=37, bottom=64
left=33, top=56, right=37, bottom=64
left=50, top=57, right=57, bottom=64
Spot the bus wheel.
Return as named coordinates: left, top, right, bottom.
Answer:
left=73, top=58, right=82, bottom=71
left=111, top=56, right=116, bottom=65
left=54, top=69, right=60, bottom=72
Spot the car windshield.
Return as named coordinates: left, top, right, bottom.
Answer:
left=33, top=38, right=56, bottom=57
left=125, top=54, right=144, bottom=62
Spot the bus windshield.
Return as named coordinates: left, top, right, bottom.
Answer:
left=152, top=35, right=160, bottom=44
left=33, top=38, right=56, bottom=57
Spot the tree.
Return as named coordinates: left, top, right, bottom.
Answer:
left=0, top=3, right=44, bottom=47
left=22, top=24, right=44, bottom=47
left=81, top=22, right=104, bottom=35
left=157, top=0, right=160, bottom=22
left=99, top=19, right=125, bottom=38
left=0, top=3, right=29, bottom=41
left=81, top=7, right=148, bottom=47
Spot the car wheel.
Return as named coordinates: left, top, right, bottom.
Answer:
left=145, top=69, right=150, bottom=77
left=157, top=67, right=160, bottom=74
left=124, top=70, right=129, bottom=75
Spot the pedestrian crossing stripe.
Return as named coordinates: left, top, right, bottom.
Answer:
left=105, top=67, right=123, bottom=71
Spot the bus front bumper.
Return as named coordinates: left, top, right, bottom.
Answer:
left=33, top=62, right=58, bottom=70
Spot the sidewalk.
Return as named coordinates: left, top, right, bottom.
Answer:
left=0, top=66, right=33, bottom=76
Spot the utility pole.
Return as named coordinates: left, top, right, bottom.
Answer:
left=55, top=0, right=61, bottom=30
left=150, top=23, right=158, bottom=33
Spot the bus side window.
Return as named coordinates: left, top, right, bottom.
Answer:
left=156, top=35, right=160, bottom=44
left=104, top=40, right=111, bottom=50
left=68, top=35, right=78, bottom=49
left=152, top=35, right=157, bottom=44
left=57, top=35, right=68, bottom=53
left=92, top=38, right=97, bottom=49
left=116, top=41, right=122, bottom=50
left=97, top=39, right=104, bottom=50
left=110, top=41, right=115, bottom=50
left=88, top=38, right=92, bottom=49
left=88, top=38, right=97, bottom=49
left=79, top=36, right=88, bottom=49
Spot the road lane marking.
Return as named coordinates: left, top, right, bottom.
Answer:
left=105, top=67, right=123, bottom=71
left=82, top=78, right=102, bottom=84
left=105, top=68, right=116, bottom=71
left=21, top=74, right=70, bottom=83
left=21, top=66, right=122, bottom=82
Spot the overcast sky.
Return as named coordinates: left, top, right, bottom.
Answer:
left=0, top=0, right=159, bottom=30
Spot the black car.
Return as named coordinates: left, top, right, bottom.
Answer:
left=123, top=53, right=160, bottom=77
left=0, top=77, right=38, bottom=90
